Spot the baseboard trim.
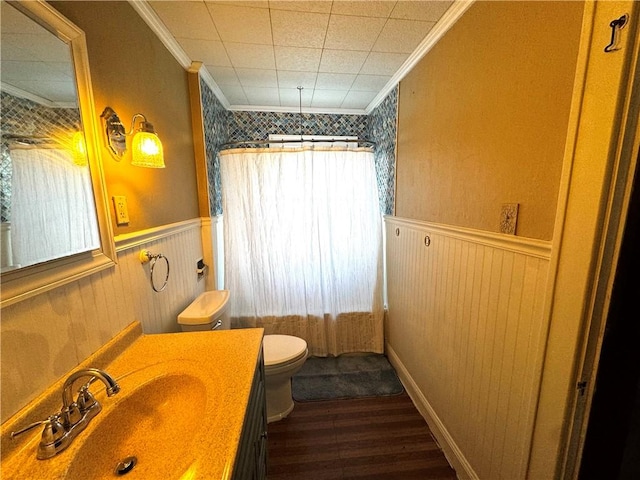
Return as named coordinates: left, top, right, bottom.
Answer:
left=386, top=343, right=478, bottom=480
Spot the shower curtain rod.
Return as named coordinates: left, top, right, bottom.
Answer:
left=219, top=138, right=376, bottom=150
left=3, top=134, right=60, bottom=147
left=3, top=134, right=55, bottom=142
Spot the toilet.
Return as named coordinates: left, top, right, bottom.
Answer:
left=262, top=334, right=308, bottom=423
left=177, top=291, right=308, bottom=423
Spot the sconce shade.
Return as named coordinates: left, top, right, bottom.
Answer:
left=101, top=107, right=165, bottom=168
left=72, top=131, right=88, bottom=166
left=131, top=122, right=165, bottom=168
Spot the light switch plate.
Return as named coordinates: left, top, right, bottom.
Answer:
left=113, top=195, right=130, bottom=225
left=500, top=203, right=519, bottom=235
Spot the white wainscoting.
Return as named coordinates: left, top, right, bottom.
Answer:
left=1, top=218, right=207, bottom=422
left=114, top=219, right=206, bottom=334
left=384, top=216, right=552, bottom=480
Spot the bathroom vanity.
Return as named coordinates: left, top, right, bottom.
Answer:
left=0, top=322, right=267, bottom=479
left=233, top=347, right=268, bottom=480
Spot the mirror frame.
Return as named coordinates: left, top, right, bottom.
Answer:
left=1, top=0, right=116, bottom=307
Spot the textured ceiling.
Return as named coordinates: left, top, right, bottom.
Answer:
left=0, top=0, right=77, bottom=107
left=145, top=0, right=454, bottom=112
left=1, top=1, right=457, bottom=113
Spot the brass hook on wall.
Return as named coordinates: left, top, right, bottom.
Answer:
left=604, top=14, right=629, bottom=53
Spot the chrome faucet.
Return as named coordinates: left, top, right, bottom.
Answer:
left=10, top=368, right=120, bottom=459
left=60, top=368, right=120, bottom=426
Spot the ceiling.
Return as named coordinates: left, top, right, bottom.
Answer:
left=143, top=0, right=455, bottom=113
left=0, top=1, right=458, bottom=113
left=0, top=0, right=77, bottom=107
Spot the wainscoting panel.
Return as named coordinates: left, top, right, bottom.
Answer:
left=384, top=216, right=551, bottom=480
left=114, top=219, right=206, bottom=334
left=1, top=219, right=207, bottom=422
left=0, top=260, right=134, bottom=423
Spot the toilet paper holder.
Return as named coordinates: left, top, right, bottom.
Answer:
left=196, top=258, right=208, bottom=281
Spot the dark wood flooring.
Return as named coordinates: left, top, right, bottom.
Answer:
left=266, top=392, right=457, bottom=479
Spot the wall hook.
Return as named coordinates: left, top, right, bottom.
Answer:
left=604, top=14, right=629, bottom=53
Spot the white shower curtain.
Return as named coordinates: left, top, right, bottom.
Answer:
left=10, top=147, right=99, bottom=268
left=220, top=147, right=384, bottom=356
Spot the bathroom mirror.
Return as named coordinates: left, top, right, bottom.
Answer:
left=0, top=0, right=116, bottom=307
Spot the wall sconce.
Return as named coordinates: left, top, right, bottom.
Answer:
left=100, top=107, right=165, bottom=168
left=71, top=131, right=88, bottom=166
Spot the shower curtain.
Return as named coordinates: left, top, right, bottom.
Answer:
left=9, top=147, right=99, bottom=268
left=220, top=147, right=383, bottom=356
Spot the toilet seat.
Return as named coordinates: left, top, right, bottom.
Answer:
left=263, top=335, right=307, bottom=368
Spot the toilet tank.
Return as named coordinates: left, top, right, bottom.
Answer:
left=177, top=290, right=230, bottom=332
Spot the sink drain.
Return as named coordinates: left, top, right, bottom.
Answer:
left=114, top=456, right=137, bottom=476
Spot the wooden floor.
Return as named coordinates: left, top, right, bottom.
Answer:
left=267, top=392, right=457, bottom=479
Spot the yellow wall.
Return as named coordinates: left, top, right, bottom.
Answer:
left=0, top=2, right=204, bottom=423
left=50, top=1, right=199, bottom=234
left=396, top=0, right=584, bottom=241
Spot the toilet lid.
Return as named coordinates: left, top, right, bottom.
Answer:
left=263, top=335, right=308, bottom=366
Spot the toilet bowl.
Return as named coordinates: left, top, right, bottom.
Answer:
left=176, top=292, right=308, bottom=423
left=262, top=334, right=308, bottom=423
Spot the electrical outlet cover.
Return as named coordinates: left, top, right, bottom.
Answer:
left=500, top=203, right=519, bottom=235
left=113, top=195, right=130, bottom=225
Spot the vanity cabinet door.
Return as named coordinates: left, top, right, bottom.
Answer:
left=233, top=346, right=267, bottom=480
left=253, top=354, right=267, bottom=480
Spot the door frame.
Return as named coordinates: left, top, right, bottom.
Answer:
left=525, top=1, right=640, bottom=478
left=558, top=3, right=640, bottom=478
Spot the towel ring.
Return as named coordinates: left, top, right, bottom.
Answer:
left=139, top=249, right=170, bottom=292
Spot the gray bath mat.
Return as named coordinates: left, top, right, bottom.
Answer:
left=292, top=354, right=404, bottom=401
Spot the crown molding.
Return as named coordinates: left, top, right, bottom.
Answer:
left=128, top=1, right=190, bottom=67
left=198, top=67, right=231, bottom=110
left=366, top=0, right=475, bottom=114
left=128, top=0, right=229, bottom=109
left=130, top=0, right=473, bottom=116
left=1, top=82, right=75, bottom=108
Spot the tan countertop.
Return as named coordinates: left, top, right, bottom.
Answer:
left=0, top=322, right=264, bottom=479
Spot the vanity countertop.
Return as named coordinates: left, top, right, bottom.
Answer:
left=0, top=322, right=265, bottom=479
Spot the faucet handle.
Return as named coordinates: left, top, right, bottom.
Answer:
left=61, top=402, right=82, bottom=427
left=39, top=415, right=65, bottom=445
left=36, top=415, right=67, bottom=460
left=10, top=414, right=64, bottom=441
left=10, top=420, right=47, bottom=439
left=76, top=385, right=100, bottom=413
